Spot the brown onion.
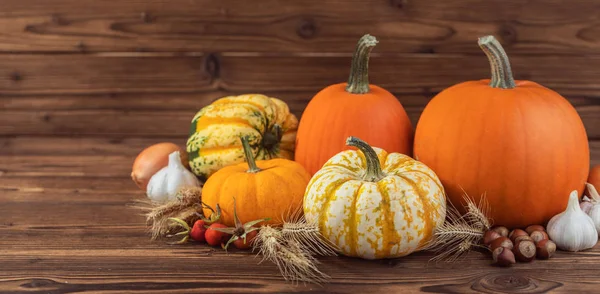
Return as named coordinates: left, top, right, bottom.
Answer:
left=131, top=142, right=187, bottom=191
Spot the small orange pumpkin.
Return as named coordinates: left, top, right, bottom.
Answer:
left=414, top=35, right=590, bottom=228
left=201, top=136, right=311, bottom=227
left=295, top=34, right=413, bottom=175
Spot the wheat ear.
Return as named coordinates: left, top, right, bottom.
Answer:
left=280, top=206, right=338, bottom=256
left=424, top=192, right=491, bottom=262
left=254, top=225, right=330, bottom=284
left=134, top=187, right=203, bottom=239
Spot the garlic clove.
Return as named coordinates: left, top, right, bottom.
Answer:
left=581, top=200, right=594, bottom=215
left=587, top=183, right=600, bottom=202
left=547, top=190, right=598, bottom=252
left=147, top=166, right=169, bottom=203
left=146, top=151, right=201, bottom=204
left=585, top=183, right=600, bottom=235
left=589, top=205, right=600, bottom=236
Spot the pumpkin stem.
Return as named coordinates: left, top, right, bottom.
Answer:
left=240, top=136, right=261, bottom=173
left=346, top=34, right=378, bottom=94
left=262, top=124, right=282, bottom=152
left=478, top=35, right=516, bottom=89
left=346, top=136, right=385, bottom=182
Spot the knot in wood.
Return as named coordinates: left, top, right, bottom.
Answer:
left=473, top=273, right=562, bottom=293
left=491, top=275, right=531, bottom=289
left=390, top=0, right=409, bottom=9
left=51, top=14, right=69, bottom=26
left=10, top=72, right=22, bottom=82
left=20, top=278, right=58, bottom=289
left=76, top=41, right=86, bottom=52
left=297, top=19, right=317, bottom=39
left=141, top=12, right=153, bottom=23
left=498, top=24, right=517, bottom=45
left=203, top=53, right=220, bottom=79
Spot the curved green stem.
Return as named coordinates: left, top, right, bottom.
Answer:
left=346, top=34, right=378, bottom=94
left=262, top=124, right=282, bottom=151
left=346, top=136, right=385, bottom=182
left=241, top=136, right=261, bottom=173
left=478, top=35, right=516, bottom=89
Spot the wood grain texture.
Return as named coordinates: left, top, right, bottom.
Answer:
left=1, top=137, right=598, bottom=170
left=2, top=164, right=600, bottom=292
left=1, top=169, right=600, bottom=293
left=1, top=103, right=599, bottom=140
left=1, top=0, right=600, bottom=292
left=0, top=0, right=599, bottom=54
left=4, top=54, right=600, bottom=95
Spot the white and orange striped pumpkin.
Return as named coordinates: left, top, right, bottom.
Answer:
left=303, top=137, right=446, bottom=259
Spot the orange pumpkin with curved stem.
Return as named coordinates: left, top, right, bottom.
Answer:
left=295, top=34, right=413, bottom=175
left=414, top=35, right=590, bottom=228
left=201, top=136, right=311, bottom=227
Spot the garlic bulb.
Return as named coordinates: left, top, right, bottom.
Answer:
left=584, top=183, right=600, bottom=235
left=547, top=190, right=598, bottom=252
left=146, top=151, right=201, bottom=203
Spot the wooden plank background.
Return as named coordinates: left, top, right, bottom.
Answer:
left=0, top=0, right=598, bottom=149
left=1, top=0, right=600, bottom=292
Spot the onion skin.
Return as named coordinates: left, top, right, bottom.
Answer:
left=131, top=142, right=188, bottom=191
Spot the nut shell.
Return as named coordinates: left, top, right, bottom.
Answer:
left=514, top=235, right=533, bottom=243
left=483, top=230, right=502, bottom=246
left=530, top=231, right=549, bottom=244
left=492, top=247, right=516, bottom=267
left=509, top=229, right=528, bottom=243
left=513, top=240, right=536, bottom=262
left=525, top=225, right=546, bottom=235
left=536, top=240, right=556, bottom=259
left=489, top=237, right=513, bottom=251
left=491, top=226, right=509, bottom=238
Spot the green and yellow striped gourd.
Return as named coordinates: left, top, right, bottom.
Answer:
left=186, top=94, right=298, bottom=180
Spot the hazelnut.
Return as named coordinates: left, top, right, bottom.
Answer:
left=536, top=240, right=556, bottom=259
left=492, top=247, right=516, bottom=267
left=483, top=230, right=502, bottom=246
left=525, top=225, right=546, bottom=235
left=491, top=226, right=509, bottom=238
left=509, top=229, right=528, bottom=243
left=513, top=240, right=536, bottom=262
left=530, top=231, right=549, bottom=244
left=514, top=235, right=533, bottom=243
left=489, top=236, right=513, bottom=251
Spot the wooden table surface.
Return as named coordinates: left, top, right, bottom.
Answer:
left=0, top=138, right=599, bottom=293
left=2, top=0, right=600, bottom=293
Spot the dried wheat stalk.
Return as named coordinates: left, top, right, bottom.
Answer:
left=253, top=225, right=330, bottom=285
left=424, top=192, right=492, bottom=262
left=280, top=207, right=338, bottom=256
left=252, top=208, right=336, bottom=285
left=134, top=187, right=203, bottom=239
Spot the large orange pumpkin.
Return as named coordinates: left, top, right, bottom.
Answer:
left=295, top=34, right=413, bottom=175
left=413, top=35, right=590, bottom=229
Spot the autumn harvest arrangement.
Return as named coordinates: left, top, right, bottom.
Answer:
left=130, top=34, right=600, bottom=283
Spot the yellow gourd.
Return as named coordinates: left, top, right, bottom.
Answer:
left=187, top=94, right=298, bottom=180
